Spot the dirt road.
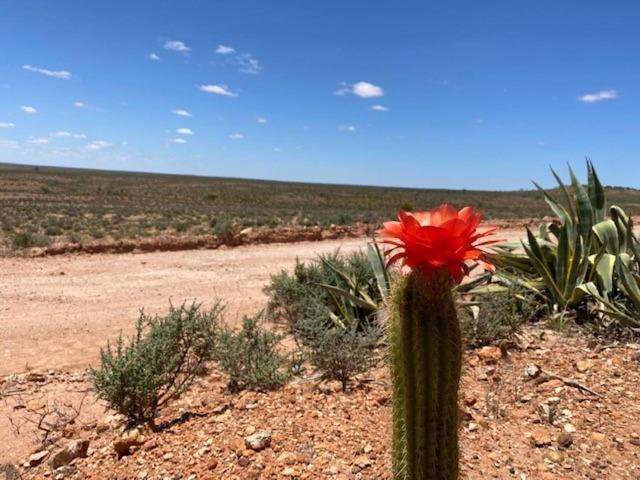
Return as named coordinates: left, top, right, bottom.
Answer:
left=0, top=238, right=367, bottom=376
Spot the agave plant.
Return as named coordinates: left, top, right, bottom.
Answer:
left=490, top=161, right=640, bottom=327
left=314, top=242, right=390, bottom=330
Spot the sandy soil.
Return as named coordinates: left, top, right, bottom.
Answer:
left=0, top=228, right=530, bottom=377
left=0, top=238, right=368, bottom=377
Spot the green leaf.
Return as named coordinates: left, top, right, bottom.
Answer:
left=592, top=219, right=620, bottom=254
left=617, top=259, right=640, bottom=309
left=315, top=283, right=377, bottom=312
left=587, top=159, right=606, bottom=222
left=367, top=242, right=390, bottom=300
left=569, top=164, right=594, bottom=239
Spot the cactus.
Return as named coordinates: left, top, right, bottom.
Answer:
left=378, top=205, right=498, bottom=480
left=390, top=268, right=461, bottom=479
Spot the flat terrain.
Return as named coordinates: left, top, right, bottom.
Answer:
left=0, top=238, right=368, bottom=376
left=4, top=162, right=640, bottom=253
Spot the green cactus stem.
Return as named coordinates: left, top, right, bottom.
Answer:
left=390, top=267, right=462, bottom=480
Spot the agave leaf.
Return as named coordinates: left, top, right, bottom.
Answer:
left=367, top=242, right=390, bottom=301
left=523, top=229, right=565, bottom=306
left=556, top=224, right=570, bottom=293
left=465, top=284, right=510, bottom=295
left=592, top=219, right=620, bottom=254
left=568, top=164, right=594, bottom=239
left=589, top=252, right=616, bottom=296
left=587, top=159, right=606, bottom=222
left=550, top=167, right=578, bottom=221
left=616, top=260, right=640, bottom=309
left=533, top=180, right=571, bottom=226
left=319, top=257, right=358, bottom=291
left=315, top=283, right=377, bottom=312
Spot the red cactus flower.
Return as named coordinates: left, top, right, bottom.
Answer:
left=377, top=205, right=498, bottom=284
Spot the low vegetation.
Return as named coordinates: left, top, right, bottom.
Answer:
left=4, top=162, right=640, bottom=251
left=91, top=302, right=222, bottom=427
left=489, top=162, right=640, bottom=336
left=215, top=314, right=290, bottom=393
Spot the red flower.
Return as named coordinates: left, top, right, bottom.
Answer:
left=377, top=205, right=498, bottom=284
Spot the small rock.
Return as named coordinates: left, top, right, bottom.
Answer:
left=142, top=438, right=158, bottom=451
left=245, top=431, right=271, bottom=451
left=238, top=455, right=250, bottom=467
left=25, top=371, right=46, bottom=382
left=590, top=432, right=606, bottom=443
left=525, top=364, right=541, bottom=378
left=543, top=451, right=564, bottom=464
left=26, top=399, right=46, bottom=412
left=353, top=455, right=371, bottom=469
left=530, top=428, right=552, bottom=447
left=557, top=432, right=573, bottom=449
left=49, top=439, right=90, bottom=468
left=629, top=438, right=640, bottom=447
left=563, top=423, right=576, bottom=434
left=28, top=450, right=49, bottom=467
left=478, top=346, right=502, bottom=363
left=575, top=359, right=594, bottom=373
left=113, top=427, right=148, bottom=457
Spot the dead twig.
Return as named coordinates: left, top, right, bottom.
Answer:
left=526, top=363, right=601, bottom=397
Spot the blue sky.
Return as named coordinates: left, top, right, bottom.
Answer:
left=1, top=1, right=639, bottom=190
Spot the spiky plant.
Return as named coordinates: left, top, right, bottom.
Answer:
left=379, top=206, right=498, bottom=479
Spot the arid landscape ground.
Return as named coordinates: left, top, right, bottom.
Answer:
left=2, top=229, right=640, bottom=479
left=2, top=165, right=640, bottom=478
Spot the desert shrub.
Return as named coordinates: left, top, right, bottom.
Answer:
left=460, top=287, right=544, bottom=347
left=91, top=301, right=222, bottom=426
left=215, top=314, right=289, bottom=392
left=299, top=318, right=380, bottom=392
left=45, top=224, right=63, bottom=236
left=212, top=217, right=238, bottom=242
left=264, top=250, right=378, bottom=331
left=89, top=227, right=105, bottom=239
left=11, top=231, right=51, bottom=249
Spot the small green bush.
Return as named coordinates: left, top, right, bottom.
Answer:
left=300, top=319, right=380, bottom=392
left=91, top=301, right=222, bottom=427
left=215, top=314, right=289, bottom=392
left=11, top=231, right=51, bottom=249
left=460, top=287, right=543, bottom=347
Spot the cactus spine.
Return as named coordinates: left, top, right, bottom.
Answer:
left=390, top=268, right=462, bottom=480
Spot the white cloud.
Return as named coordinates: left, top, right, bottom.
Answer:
left=85, top=140, right=112, bottom=150
left=352, top=81, right=384, bottom=98
left=23, top=64, right=72, bottom=80
left=333, top=82, right=350, bottom=96
left=334, top=81, right=384, bottom=98
left=51, top=131, right=86, bottom=139
left=256, top=117, right=268, bottom=124
left=216, top=44, right=235, bottom=55
left=73, top=101, right=87, bottom=108
left=229, top=133, right=244, bottom=140
left=579, top=89, right=618, bottom=103
left=371, top=104, right=389, bottom=112
left=172, top=109, right=192, bottom=117
left=0, top=122, right=15, bottom=128
left=237, top=53, right=262, bottom=74
left=171, top=138, right=187, bottom=144
left=149, top=52, right=160, bottom=61
left=20, top=105, right=38, bottom=114
left=338, top=124, right=356, bottom=132
left=199, top=84, right=238, bottom=97
left=28, top=138, right=49, bottom=144
left=176, top=128, right=194, bottom=135
left=0, top=140, right=19, bottom=149
left=163, top=40, right=191, bottom=53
